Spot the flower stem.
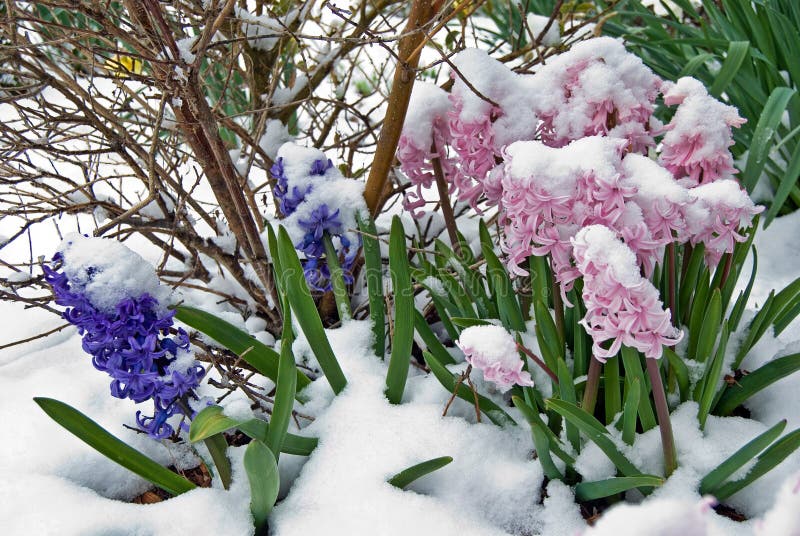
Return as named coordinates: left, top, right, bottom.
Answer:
left=322, top=233, right=352, bottom=322
left=646, top=357, right=677, bottom=477
left=582, top=357, right=602, bottom=415
left=517, top=342, right=559, bottom=384
left=431, top=140, right=463, bottom=258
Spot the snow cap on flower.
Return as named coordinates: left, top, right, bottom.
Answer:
left=659, top=76, right=746, bottom=185
left=456, top=324, right=533, bottom=391
left=572, top=225, right=683, bottom=360
left=530, top=37, right=663, bottom=151
left=43, top=234, right=204, bottom=439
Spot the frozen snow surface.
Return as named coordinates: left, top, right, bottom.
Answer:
left=2, top=211, right=800, bottom=536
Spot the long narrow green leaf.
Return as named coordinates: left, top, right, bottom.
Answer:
left=557, top=359, right=580, bottom=452
left=189, top=405, right=318, bottom=456
left=267, top=297, right=297, bottom=460
left=322, top=233, right=352, bottom=321
left=512, top=396, right=564, bottom=479
left=728, top=248, right=758, bottom=332
left=622, top=379, right=641, bottom=446
left=277, top=227, right=347, bottom=395
left=387, top=456, right=453, bottom=489
left=203, top=433, right=232, bottom=490
left=386, top=216, right=414, bottom=404
left=743, top=87, right=797, bottom=191
left=699, top=321, right=729, bottom=429
left=695, top=289, right=722, bottom=362
left=413, top=309, right=456, bottom=365
left=546, top=399, right=642, bottom=477
left=621, top=347, right=657, bottom=431
left=714, top=428, right=800, bottom=500
left=663, top=350, right=688, bottom=406
left=575, top=475, right=664, bottom=501
left=357, top=214, right=385, bottom=357
left=765, top=138, right=800, bottom=226
left=34, top=397, right=196, bottom=496
left=716, top=353, right=800, bottom=415
left=699, top=419, right=787, bottom=495
left=175, top=306, right=310, bottom=395
left=424, top=351, right=516, bottom=427
left=710, top=41, right=750, bottom=97
left=244, top=439, right=280, bottom=533
left=604, top=356, right=621, bottom=425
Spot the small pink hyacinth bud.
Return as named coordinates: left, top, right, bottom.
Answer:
left=455, top=325, right=534, bottom=392
left=572, top=225, right=683, bottom=360
left=659, top=77, right=746, bottom=185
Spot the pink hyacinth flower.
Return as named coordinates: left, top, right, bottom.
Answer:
left=456, top=325, right=534, bottom=392
left=572, top=225, right=683, bottom=360
left=660, top=77, right=746, bottom=185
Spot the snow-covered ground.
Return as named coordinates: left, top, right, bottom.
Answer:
left=1, top=210, right=800, bottom=536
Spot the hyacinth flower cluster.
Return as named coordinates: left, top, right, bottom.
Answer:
left=572, top=225, right=683, bottom=360
left=43, top=234, right=204, bottom=439
left=270, top=143, right=366, bottom=291
left=455, top=324, right=534, bottom=391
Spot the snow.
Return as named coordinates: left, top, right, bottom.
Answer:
left=56, top=233, right=171, bottom=313
left=527, top=14, right=561, bottom=47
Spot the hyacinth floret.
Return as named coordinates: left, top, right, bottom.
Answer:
left=456, top=325, right=534, bottom=392
left=43, top=250, right=204, bottom=440
left=270, top=146, right=363, bottom=292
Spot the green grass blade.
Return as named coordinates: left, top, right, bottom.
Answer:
left=710, top=41, right=750, bottom=97
left=699, top=419, right=787, bottom=495
left=765, top=139, right=800, bottom=227
left=620, top=346, right=657, bottom=431
left=202, top=433, right=232, bottom=490
left=277, top=227, right=347, bottom=395
left=713, top=428, right=800, bottom=500
left=622, top=379, right=642, bottom=446
left=386, top=216, right=414, bottom=404
left=699, top=321, right=729, bottom=429
left=743, top=87, right=797, bottom=191
left=480, top=220, right=525, bottom=331
left=575, top=475, right=664, bottom=501
left=357, top=214, right=385, bottom=357
left=189, top=405, right=318, bottom=456
left=267, top=297, right=297, bottom=460
left=604, top=356, right=622, bottom=425
left=243, top=439, right=280, bottom=533
left=728, top=248, right=758, bottom=332
left=34, top=397, right=196, bottom=496
left=175, top=306, right=311, bottom=395
left=546, top=398, right=642, bottom=477
left=387, top=456, right=453, bottom=489
left=512, top=396, right=564, bottom=479
left=695, top=289, right=722, bottom=362
left=557, top=359, right=580, bottom=452
left=663, top=348, right=689, bottom=404
left=322, top=233, right=352, bottom=321
left=413, top=309, right=456, bottom=365
left=424, top=351, right=517, bottom=427
left=716, top=353, right=800, bottom=415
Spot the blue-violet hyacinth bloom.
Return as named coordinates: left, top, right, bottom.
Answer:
left=43, top=234, right=205, bottom=440
left=270, top=144, right=366, bottom=292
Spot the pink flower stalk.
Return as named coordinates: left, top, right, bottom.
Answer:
left=660, top=77, right=746, bottom=185
left=572, top=225, right=683, bottom=360
left=684, top=180, right=763, bottom=266
left=455, top=325, right=534, bottom=392
left=530, top=37, right=663, bottom=151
